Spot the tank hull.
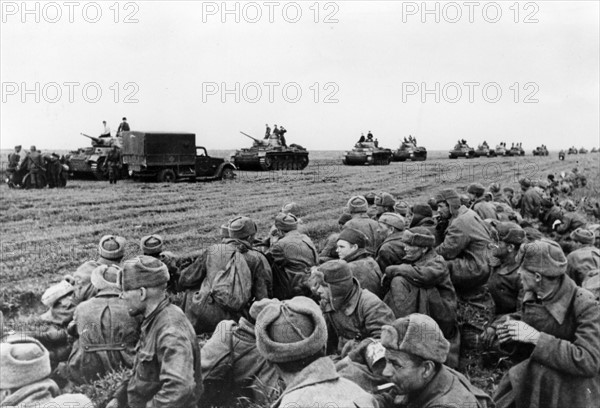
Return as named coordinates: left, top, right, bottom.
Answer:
left=232, top=147, right=309, bottom=171
left=392, top=145, right=427, bottom=162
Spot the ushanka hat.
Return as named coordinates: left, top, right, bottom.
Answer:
left=0, top=335, right=51, bottom=389
left=378, top=212, right=405, bottom=231
left=91, top=264, right=122, bottom=291
left=338, top=228, right=368, bottom=248
left=435, top=189, right=461, bottom=214
left=381, top=314, right=449, bottom=364
left=401, top=227, right=435, bottom=248
left=99, top=235, right=126, bottom=260
left=570, top=228, right=595, bottom=245
left=467, top=183, right=486, bottom=197
left=229, top=216, right=257, bottom=239
left=41, top=280, right=74, bottom=307
left=347, top=196, right=368, bottom=214
left=140, top=234, right=164, bottom=255
left=375, top=192, right=396, bottom=208
left=275, top=213, right=298, bottom=232
left=495, top=222, right=525, bottom=245
left=255, top=296, right=327, bottom=363
left=121, top=255, right=169, bottom=291
left=519, top=239, right=567, bottom=277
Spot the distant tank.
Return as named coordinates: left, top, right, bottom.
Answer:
left=505, top=144, right=525, bottom=157
left=231, top=132, right=309, bottom=171
left=495, top=144, right=507, bottom=156
left=343, top=141, right=392, bottom=165
left=473, top=142, right=496, bottom=158
left=591, top=147, right=599, bottom=153
left=449, top=141, right=475, bottom=159
left=532, top=146, right=549, bottom=156
left=568, top=146, right=578, bottom=155
left=392, top=139, right=427, bottom=162
left=66, top=133, right=123, bottom=179
left=579, top=147, right=588, bottom=154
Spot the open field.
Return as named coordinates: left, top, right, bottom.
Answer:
left=2, top=152, right=598, bottom=315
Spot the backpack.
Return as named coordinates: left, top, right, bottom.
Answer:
left=185, top=244, right=252, bottom=333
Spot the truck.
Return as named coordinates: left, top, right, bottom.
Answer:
left=121, top=131, right=236, bottom=182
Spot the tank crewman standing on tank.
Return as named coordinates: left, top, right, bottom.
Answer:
left=106, top=145, right=122, bottom=184
left=272, top=124, right=280, bottom=138
left=117, top=117, right=130, bottom=136
left=26, top=145, right=45, bottom=188
left=358, top=133, right=366, bottom=144
left=6, top=145, right=21, bottom=185
left=101, top=120, right=111, bottom=137
left=264, top=123, right=271, bottom=139
left=279, top=125, right=287, bottom=147
left=366, top=131, right=374, bottom=141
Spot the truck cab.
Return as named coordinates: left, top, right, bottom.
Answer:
left=121, top=131, right=235, bottom=182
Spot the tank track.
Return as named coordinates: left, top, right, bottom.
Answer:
left=259, top=153, right=309, bottom=171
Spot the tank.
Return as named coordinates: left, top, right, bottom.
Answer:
left=591, top=147, right=599, bottom=153
left=505, top=145, right=525, bottom=157
left=495, top=144, right=507, bottom=156
left=449, top=141, right=475, bottom=159
left=568, top=146, right=578, bottom=155
left=231, top=132, right=309, bottom=171
left=343, top=141, right=392, bottom=165
left=66, top=133, right=121, bottom=179
left=392, top=140, right=427, bottom=162
left=473, top=142, right=496, bottom=158
left=579, top=147, right=588, bottom=154
left=532, top=146, right=549, bottom=156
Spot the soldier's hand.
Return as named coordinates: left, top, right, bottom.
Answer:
left=106, top=398, right=120, bottom=408
left=497, top=320, right=540, bottom=345
left=480, top=326, right=497, bottom=348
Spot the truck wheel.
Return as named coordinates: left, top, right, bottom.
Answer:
left=220, top=167, right=235, bottom=180
left=158, top=169, right=176, bottom=183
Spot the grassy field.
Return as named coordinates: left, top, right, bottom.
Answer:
left=1, top=152, right=599, bottom=403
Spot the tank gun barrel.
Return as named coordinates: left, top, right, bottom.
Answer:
left=240, top=131, right=261, bottom=143
left=80, top=133, right=102, bottom=144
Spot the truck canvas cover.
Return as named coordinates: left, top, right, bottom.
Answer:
left=122, top=132, right=196, bottom=166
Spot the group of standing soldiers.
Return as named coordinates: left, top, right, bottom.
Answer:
left=264, top=123, right=288, bottom=147
left=6, top=144, right=66, bottom=189
left=2, top=166, right=599, bottom=408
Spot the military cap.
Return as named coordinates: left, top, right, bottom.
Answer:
left=401, top=227, right=435, bottom=248
left=381, top=314, right=449, bottom=364
left=91, top=264, right=122, bottom=291
left=41, top=280, right=74, bottom=307
left=412, top=203, right=433, bottom=218
left=378, top=212, right=405, bottom=231
left=519, top=178, right=532, bottom=188
left=338, top=228, right=367, bottom=248
left=281, top=202, right=303, bottom=217
left=519, top=239, right=567, bottom=277
left=375, top=192, right=396, bottom=208
left=0, top=335, right=51, bottom=389
left=347, top=196, right=368, bottom=214
left=121, top=255, right=169, bottom=291
left=394, top=201, right=410, bottom=216
left=74, top=260, right=103, bottom=285
left=255, top=296, right=327, bottom=363
left=140, top=234, right=164, bottom=256
left=15, top=145, right=21, bottom=149
left=275, top=212, right=298, bottom=232
left=488, top=182, right=501, bottom=193
left=503, top=186, right=514, bottom=194
left=467, top=183, right=486, bottom=197
left=570, top=228, right=595, bottom=245
left=495, top=222, right=525, bottom=245
left=122, top=117, right=127, bottom=120
left=219, top=223, right=230, bottom=238
left=229, top=216, right=257, bottom=239
left=338, top=213, right=352, bottom=226
left=99, top=235, right=126, bottom=260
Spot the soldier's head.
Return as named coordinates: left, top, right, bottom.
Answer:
left=410, top=203, right=433, bottom=228
left=503, top=187, right=515, bottom=199
left=519, top=178, right=532, bottom=191
left=492, top=222, right=525, bottom=260
left=346, top=195, right=369, bottom=215
left=254, top=296, right=327, bottom=377
left=381, top=314, right=449, bottom=395
left=29, top=145, right=36, bottom=152
left=140, top=234, right=164, bottom=257
left=98, top=235, right=126, bottom=264
left=336, top=228, right=367, bottom=259
left=570, top=228, right=595, bottom=249
left=102, top=120, right=107, bottom=125
left=14, top=145, right=21, bottom=153
left=228, top=216, right=258, bottom=242
left=120, top=255, right=169, bottom=317
left=274, top=213, right=298, bottom=236
left=71, top=260, right=102, bottom=302
left=375, top=192, right=396, bottom=216
left=434, top=189, right=461, bottom=219
left=518, top=239, right=567, bottom=297
left=312, top=260, right=355, bottom=310
left=401, top=227, right=435, bottom=262
left=378, top=212, right=405, bottom=238
left=122, top=117, right=127, bottom=122
left=467, top=183, right=485, bottom=200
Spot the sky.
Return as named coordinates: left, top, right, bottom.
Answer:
left=1, top=0, right=599, bottom=152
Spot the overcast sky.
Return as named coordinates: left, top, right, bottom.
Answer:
left=1, top=0, right=598, bottom=152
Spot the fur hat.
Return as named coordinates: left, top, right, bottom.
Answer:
left=412, top=203, right=433, bottom=218
left=220, top=223, right=230, bottom=238
left=121, top=255, right=169, bottom=291
left=0, top=335, right=51, bottom=389
left=140, top=234, right=164, bottom=256
left=381, top=314, right=449, bottom=364
left=229, top=216, right=257, bottom=239
left=99, top=235, right=126, bottom=260
left=347, top=196, right=368, bottom=214
left=435, top=189, right=461, bottom=215
left=427, top=197, right=438, bottom=211
left=314, top=260, right=355, bottom=311
left=375, top=192, right=396, bottom=208
left=275, top=213, right=298, bottom=232
left=378, top=212, right=405, bottom=231
left=520, top=239, right=567, bottom=277
left=570, top=228, right=595, bottom=245
left=41, top=280, right=74, bottom=307
left=394, top=201, right=409, bottom=216
left=338, top=228, right=368, bottom=248
left=74, top=260, right=103, bottom=285
left=364, top=192, right=377, bottom=205
left=503, top=186, right=515, bottom=194
left=489, top=182, right=501, bottom=193
left=495, top=222, right=525, bottom=245
left=255, top=296, right=327, bottom=363
left=91, top=264, right=122, bottom=291
left=459, top=194, right=471, bottom=207
left=401, top=227, right=435, bottom=248
left=338, top=213, right=352, bottom=226
left=519, top=178, right=532, bottom=188
left=281, top=202, right=303, bottom=217
left=467, top=183, right=486, bottom=197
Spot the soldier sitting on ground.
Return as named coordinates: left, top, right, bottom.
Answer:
left=375, top=212, right=406, bottom=275
left=566, top=228, right=600, bottom=286
left=336, top=228, right=384, bottom=297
